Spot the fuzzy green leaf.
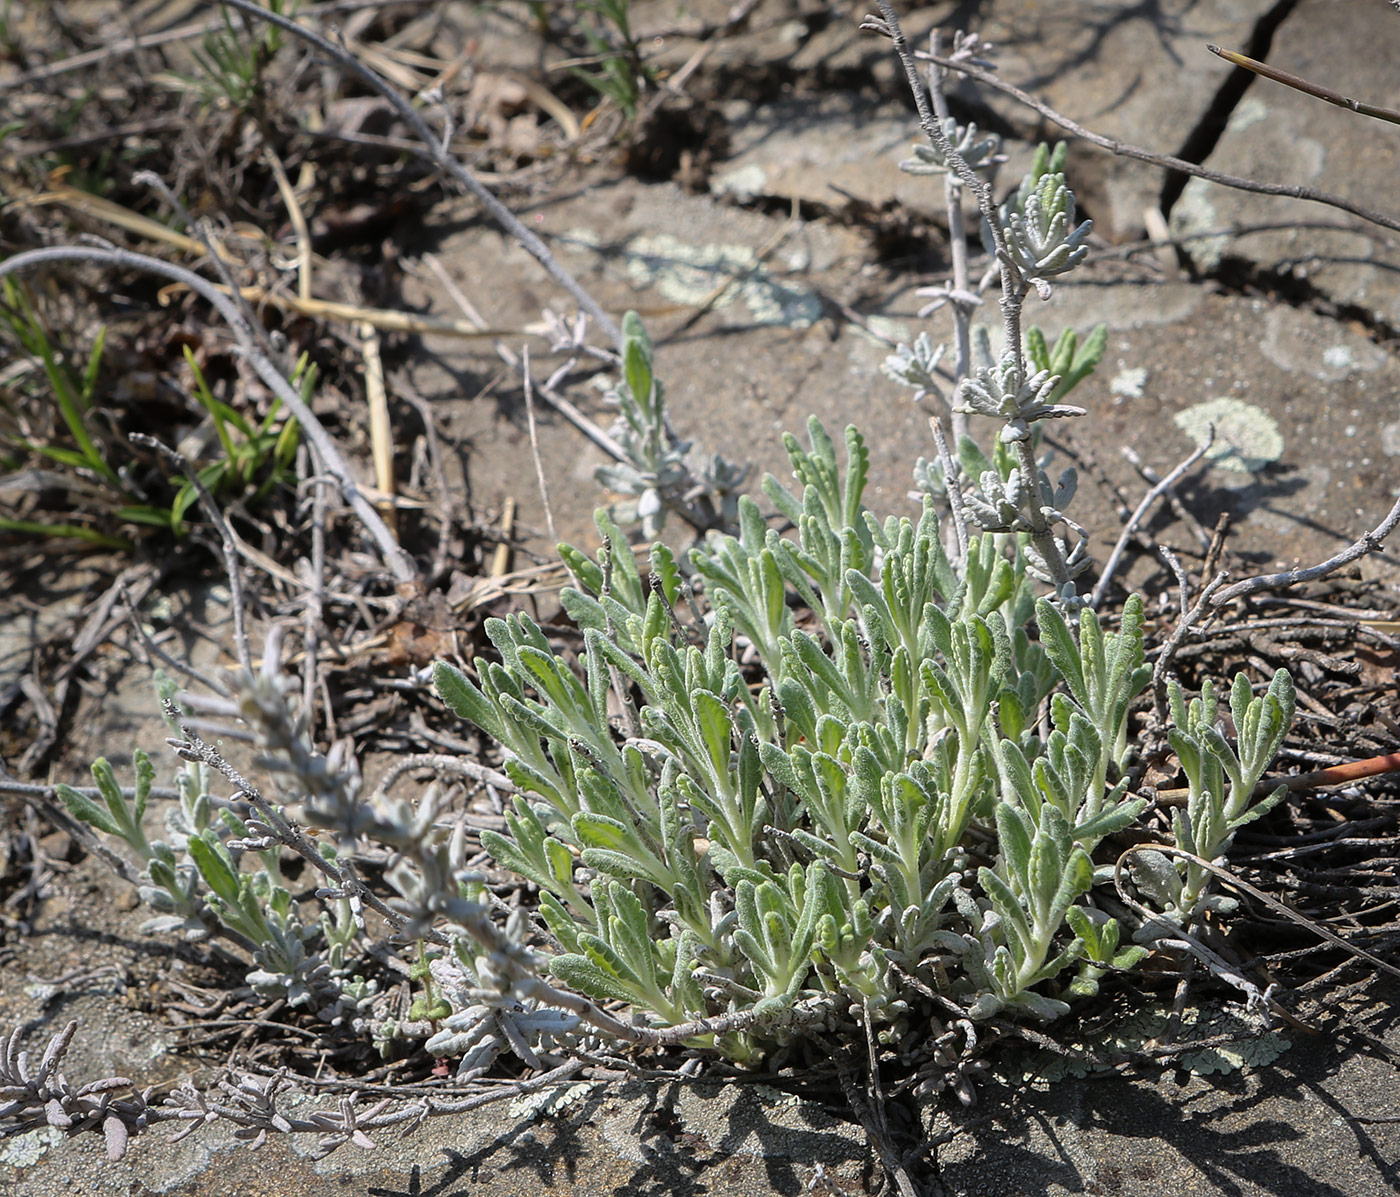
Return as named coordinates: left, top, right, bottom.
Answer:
left=433, top=662, right=505, bottom=740
left=549, top=953, right=636, bottom=1006
left=187, top=832, right=240, bottom=907
left=56, top=783, right=122, bottom=836
left=621, top=311, right=656, bottom=417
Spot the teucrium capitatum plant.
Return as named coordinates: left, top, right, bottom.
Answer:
left=47, top=27, right=1298, bottom=1133
left=435, top=411, right=1289, bottom=1063
left=428, top=128, right=1293, bottom=1058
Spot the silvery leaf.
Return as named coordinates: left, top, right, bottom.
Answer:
left=594, top=463, right=646, bottom=493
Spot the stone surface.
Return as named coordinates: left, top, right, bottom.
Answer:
left=936, top=992, right=1400, bottom=1196
left=399, top=178, right=1400, bottom=587
left=1, top=1077, right=872, bottom=1197
left=664, top=2, right=941, bottom=95
left=710, top=92, right=947, bottom=216
left=0, top=886, right=873, bottom=1197
left=1169, top=0, right=1400, bottom=329
left=1027, top=276, right=1400, bottom=581
left=397, top=176, right=923, bottom=560
left=5, top=889, right=1400, bottom=1197
left=710, top=91, right=1039, bottom=222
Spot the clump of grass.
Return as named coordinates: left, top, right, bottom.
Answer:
left=0, top=276, right=303, bottom=548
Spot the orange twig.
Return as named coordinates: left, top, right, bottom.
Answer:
left=1156, top=751, right=1400, bottom=806
left=1281, top=751, right=1400, bottom=792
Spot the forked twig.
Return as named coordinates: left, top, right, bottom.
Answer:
left=1207, top=493, right=1400, bottom=608
left=1117, top=846, right=1400, bottom=984
left=1090, top=428, right=1214, bottom=609
left=1121, top=445, right=1213, bottom=552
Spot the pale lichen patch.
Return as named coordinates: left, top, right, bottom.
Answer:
left=1323, top=344, right=1354, bottom=371
left=1173, top=397, right=1284, bottom=476
left=622, top=233, right=822, bottom=327
left=1109, top=365, right=1149, bottom=398
left=709, top=162, right=769, bottom=204
left=1381, top=421, right=1400, bottom=457
left=0, top=1126, right=63, bottom=1167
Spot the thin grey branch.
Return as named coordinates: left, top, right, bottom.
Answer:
left=217, top=0, right=621, bottom=346
left=918, top=49, right=1400, bottom=237
left=870, top=3, right=1072, bottom=592
left=1090, top=428, right=1213, bottom=609
left=1208, top=493, right=1400, bottom=608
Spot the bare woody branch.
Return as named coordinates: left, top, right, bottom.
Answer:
left=918, top=48, right=1400, bottom=237
left=1209, top=492, right=1400, bottom=608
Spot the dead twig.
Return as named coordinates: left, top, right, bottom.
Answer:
left=370, top=754, right=518, bottom=805
left=1208, top=44, right=1400, bottom=128
left=1118, top=846, right=1400, bottom=984
left=831, top=1041, right=925, bottom=1197
left=265, top=147, right=313, bottom=304
left=916, top=48, right=1400, bottom=237
left=133, top=171, right=283, bottom=370
left=1091, top=428, right=1213, bottom=609
left=1120, top=445, right=1213, bottom=552
left=299, top=469, right=334, bottom=727
left=417, top=253, right=628, bottom=464
left=1208, top=494, right=1400, bottom=609
left=1112, top=855, right=1283, bottom=1023
left=391, top=379, right=458, bottom=581
left=117, top=579, right=231, bottom=698
left=521, top=347, right=558, bottom=544
left=359, top=320, right=398, bottom=540
left=1158, top=543, right=1192, bottom=625
left=1200, top=512, right=1232, bottom=591
left=490, top=498, right=515, bottom=580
